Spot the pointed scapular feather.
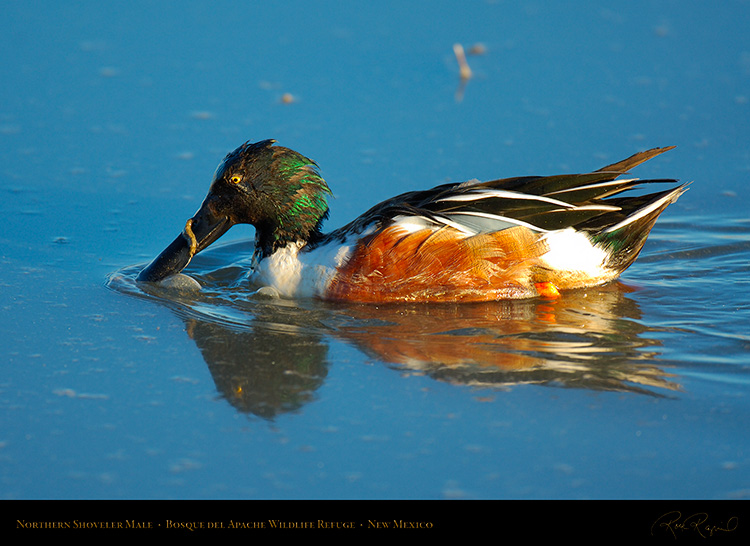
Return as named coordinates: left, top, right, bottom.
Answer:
left=325, top=147, right=683, bottom=255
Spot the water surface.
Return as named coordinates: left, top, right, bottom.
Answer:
left=1, top=1, right=749, bottom=501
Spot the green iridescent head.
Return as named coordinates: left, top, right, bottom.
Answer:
left=137, top=139, right=332, bottom=282
left=210, top=139, right=332, bottom=255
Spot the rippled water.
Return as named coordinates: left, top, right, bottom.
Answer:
left=3, top=0, right=750, bottom=504
left=107, top=215, right=750, bottom=418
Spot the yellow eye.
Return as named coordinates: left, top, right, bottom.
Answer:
left=229, top=175, right=242, bottom=184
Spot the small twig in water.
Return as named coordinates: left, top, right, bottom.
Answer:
left=453, top=43, right=472, bottom=81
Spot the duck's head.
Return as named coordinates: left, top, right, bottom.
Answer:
left=137, top=139, right=332, bottom=283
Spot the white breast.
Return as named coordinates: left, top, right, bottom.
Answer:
left=251, top=240, right=353, bottom=298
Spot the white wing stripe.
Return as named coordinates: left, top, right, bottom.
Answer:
left=603, top=189, right=681, bottom=233
left=548, top=178, right=638, bottom=194
left=391, top=214, right=477, bottom=236
left=436, top=189, right=575, bottom=208
left=444, top=211, right=550, bottom=233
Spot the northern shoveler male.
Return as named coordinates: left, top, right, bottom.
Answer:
left=137, top=139, right=687, bottom=302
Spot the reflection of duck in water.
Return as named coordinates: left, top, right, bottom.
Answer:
left=334, top=285, right=681, bottom=396
left=182, top=315, right=330, bottom=419
left=113, top=268, right=679, bottom=420
left=138, top=139, right=686, bottom=302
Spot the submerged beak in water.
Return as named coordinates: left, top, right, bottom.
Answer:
left=137, top=200, right=232, bottom=283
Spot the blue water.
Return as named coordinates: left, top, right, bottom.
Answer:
left=1, top=1, right=749, bottom=501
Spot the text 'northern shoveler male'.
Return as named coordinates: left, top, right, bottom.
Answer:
left=137, top=140, right=687, bottom=302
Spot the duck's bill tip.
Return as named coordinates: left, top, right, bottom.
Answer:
left=136, top=233, right=196, bottom=283
left=137, top=204, right=233, bottom=283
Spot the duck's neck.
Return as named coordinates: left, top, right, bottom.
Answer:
left=254, top=218, right=327, bottom=259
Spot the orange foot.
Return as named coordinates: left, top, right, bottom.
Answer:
left=535, top=282, right=560, bottom=299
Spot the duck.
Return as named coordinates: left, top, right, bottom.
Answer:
left=137, top=139, right=687, bottom=302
